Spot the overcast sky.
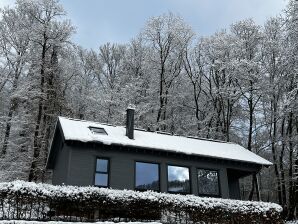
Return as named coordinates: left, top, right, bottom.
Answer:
left=0, top=0, right=288, bottom=49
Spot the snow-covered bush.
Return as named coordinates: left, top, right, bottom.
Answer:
left=0, top=221, right=161, bottom=224
left=0, top=181, right=283, bottom=223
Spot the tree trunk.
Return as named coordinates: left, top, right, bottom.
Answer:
left=1, top=68, right=21, bottom=157
left=41, top=46, right=59, bottom=182
left=287, top=112, right=295, bottom=220
left=247, top=82, right=254, bottom=201
left=28, top=39, right=47, bottom=182
left=248, top=174, right=255, bottom=200
left=247, top=81, right=261, bottom=201
left=156, top=51, right=165, bottom=127
left=280, top=117, right=287, bottom=207
left=1, top=102, right=17, bottom=156
left=271, top=98, right=283, bottom=205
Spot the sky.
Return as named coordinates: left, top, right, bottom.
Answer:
left=0, top=0, right=288, bottom=50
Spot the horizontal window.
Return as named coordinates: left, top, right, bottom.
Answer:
left=95, top=158, right=109, bottom=187
left=197, top=169, right=220, bottom=196
left=135, top=162, right=159, bottom=191
left=167, top=165, right=190, bottom=194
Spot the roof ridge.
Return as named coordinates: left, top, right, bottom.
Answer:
left=59, top=116, right=117, bottom=127
left=186, top=135, right=233, bottom=144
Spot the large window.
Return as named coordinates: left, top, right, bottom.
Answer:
left=135, top=162, right=159, bottom=191
left=167, top=165, right=190, bottom=193
left=197, top=169, right=220, bottom=196
left=94, top=158, right=109, bottom=187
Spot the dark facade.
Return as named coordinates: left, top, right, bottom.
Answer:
left=47, top=123, right=263, bottom=200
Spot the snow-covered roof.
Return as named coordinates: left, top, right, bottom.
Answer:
left=57, top=117, right=272, bottom=166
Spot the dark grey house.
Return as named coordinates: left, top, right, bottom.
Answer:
left=46, top=109, right=271, bottom=199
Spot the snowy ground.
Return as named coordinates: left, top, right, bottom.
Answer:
left=0, top=221, right=161, bottom=224
left=0, top=221, right=297, bottom=224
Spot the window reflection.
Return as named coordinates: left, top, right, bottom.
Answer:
left=95, top=173, right=108, bottom=186
left=167, top=165, right=190, bottom=193
left=198, top=169, right=220, bottom=196
left=135, top=162, right=159, bottom=191
left=94, top=158, right=109, bottom=187
left=96, top=159, right=108, bottom=172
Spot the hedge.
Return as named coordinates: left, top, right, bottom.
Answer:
left=0, top=181, right=283, bottom=223
left=0, top=221, right=160, bottom=224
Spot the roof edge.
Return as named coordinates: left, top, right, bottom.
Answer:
left=64, top=139, right=272, bottom=167
left=46, top=118, right=66, bottom=169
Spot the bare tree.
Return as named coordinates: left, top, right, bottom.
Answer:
left=143, top=13, right=194, bottom=130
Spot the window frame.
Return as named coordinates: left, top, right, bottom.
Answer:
left=94, top=157, right=110, bottom=188
left=134, top=160, right=160, bottom=192
left=166, top=163, right=191, bottom=194
left=197, top=167, right=221, bottom=197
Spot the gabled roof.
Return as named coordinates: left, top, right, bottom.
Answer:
left=53, top=117, right=272, bottom=166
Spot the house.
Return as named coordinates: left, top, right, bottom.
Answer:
left=46, top=108, right=272, bottom=199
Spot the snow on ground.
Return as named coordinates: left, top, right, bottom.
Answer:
left=0, top=221, right=160, bottom=224
left=57, top=117, right=271, bottom=165
left=1, top=220, right=296, bottom=224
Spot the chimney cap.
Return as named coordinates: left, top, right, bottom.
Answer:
left=127, top=104, right=136, bottom=110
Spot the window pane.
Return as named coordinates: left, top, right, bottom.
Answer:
left=95, top=173, right=108, bottom=186
left=96, top=159, right=108, bottom=172
left=135, top=162, right=159, bottom=191
left=167, top=165, right=190, bottom=193
left=198, top=169, right=219, bottom=196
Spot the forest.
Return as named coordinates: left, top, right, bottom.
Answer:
left=0, top=0, right=297, bottom=220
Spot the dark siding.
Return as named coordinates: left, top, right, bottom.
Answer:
left=160, top=162, right=167, bottom=193
left=51, top=143, right=262, bottom=199
left=226, top=169, right=248, bottom=199
left=52, top=144, right=70, bottom=185
left=62, top=144, right=261, bottom=199
left=67, top=144, right=94, bottom=186
left=110, top=155, right=134, bottom=189
left=219, top=169, right=229, bottom=198
left=190, top=166, right=198, bottom=195
left=227, top=176, right=241, bottom=199
left=47, top=121, right=65, bottom=169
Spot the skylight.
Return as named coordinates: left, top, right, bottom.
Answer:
left=89, top=127, right=107, bottom=135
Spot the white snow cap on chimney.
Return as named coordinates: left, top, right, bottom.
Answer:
left=127, top=104, right=136, bottom=110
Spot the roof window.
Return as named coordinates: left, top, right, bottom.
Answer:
left=89, top=126, right=107, bottom=135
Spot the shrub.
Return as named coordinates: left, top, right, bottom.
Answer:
left=0, top=181, right=283, bottom=223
